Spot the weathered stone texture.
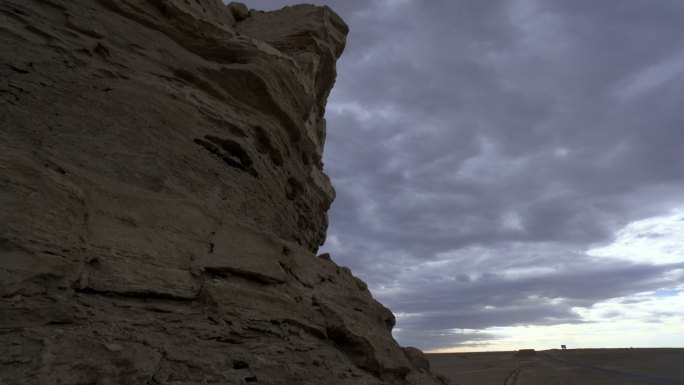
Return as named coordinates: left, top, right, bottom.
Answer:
left=0, top=0, right=447, bottom=384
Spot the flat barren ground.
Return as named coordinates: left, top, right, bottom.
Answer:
left=427, top=348, right=684, bottom=385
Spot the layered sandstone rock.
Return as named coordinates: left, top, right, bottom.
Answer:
left=0, top=1, right=448, bottom=384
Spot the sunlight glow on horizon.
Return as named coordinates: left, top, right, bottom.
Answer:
left=424, top=210, right=684, bottom=352
left=427, top=289, right=684, bottom=352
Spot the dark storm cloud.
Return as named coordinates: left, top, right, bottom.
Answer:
left=239, top=1, right=684, bottom=349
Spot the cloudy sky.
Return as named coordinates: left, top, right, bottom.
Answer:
left=242, top=0, right=684, bottom=352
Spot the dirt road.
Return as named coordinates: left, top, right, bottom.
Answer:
left=427, top=348, right=684, bottom=385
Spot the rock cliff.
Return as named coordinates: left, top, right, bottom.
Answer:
left=0, top=1, right=448, bottom=384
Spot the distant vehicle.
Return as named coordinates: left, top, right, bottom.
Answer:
left=561, top=345, right=567, bottom=350
left=516, top=349, right=537, bottom=357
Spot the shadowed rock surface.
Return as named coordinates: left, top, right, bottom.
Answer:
left=0, top=0, right=448, bottom=384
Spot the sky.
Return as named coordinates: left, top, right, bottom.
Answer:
left=238, top=0, right=684, bottom=352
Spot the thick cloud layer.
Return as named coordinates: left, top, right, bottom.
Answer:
left=242, top=0, right=684, bottom=350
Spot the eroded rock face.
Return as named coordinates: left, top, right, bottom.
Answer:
left=0, top=1, right=447, bottom=384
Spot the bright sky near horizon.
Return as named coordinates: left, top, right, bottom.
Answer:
left=237, top=0, right=684, bottom=352
left=429, top=210, right=684, bottom=352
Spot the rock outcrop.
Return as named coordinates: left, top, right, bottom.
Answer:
left=0, top=1, right=447, bottom=384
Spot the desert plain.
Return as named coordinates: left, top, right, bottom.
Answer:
left=427, top=348, right=684, bottom=385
